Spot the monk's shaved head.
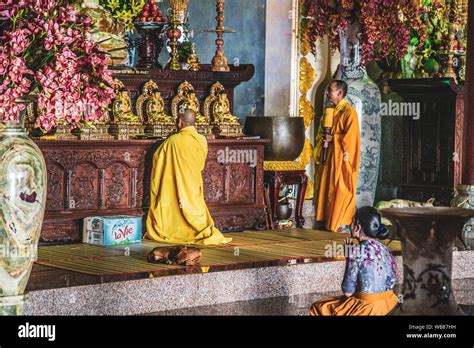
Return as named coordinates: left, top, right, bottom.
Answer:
left=177, top=108, right=196, bottom=128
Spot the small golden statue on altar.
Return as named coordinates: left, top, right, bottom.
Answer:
left=172, top=81, right=212, bottom=136
left=146, top=90, right=169, bottom=123
left=213, top=93, right=239, bottom=124
left=184, top=91, right=208, bottom=124
left=204, top=81, right=243, bottom=137
left=113, top=90, right=142, bottom=125
left=109, top=79, right=145, bottom=140
left=187, top=45, right=200, bottom=71
left=136, top=80, right=175, bottom=137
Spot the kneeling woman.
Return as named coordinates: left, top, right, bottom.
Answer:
left=310, top=206, right=398, bottom=316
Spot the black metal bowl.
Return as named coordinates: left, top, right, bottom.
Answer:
left=244, top=116, right=305, bottom=161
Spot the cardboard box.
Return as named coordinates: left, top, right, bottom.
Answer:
left=83, top=216, right=143, bottom=246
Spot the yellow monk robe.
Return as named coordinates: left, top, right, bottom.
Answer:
left=145, top=126, right=232, bottom=245
left=313, top=99, right=360, bottom=232
left=310, top=291, right=398, bottom=316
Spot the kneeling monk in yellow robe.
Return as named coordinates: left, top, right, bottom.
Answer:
left=145, top=109, right=232, bottom=245
left=313, top=80, right=360, bottom=232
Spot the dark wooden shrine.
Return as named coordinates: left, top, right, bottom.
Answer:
left=388, top=78, right=465, bottom=205
left=36, top=64, right=269, bottom=243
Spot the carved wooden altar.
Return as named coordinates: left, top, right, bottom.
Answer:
left=35, top=138, right=268, bottom=243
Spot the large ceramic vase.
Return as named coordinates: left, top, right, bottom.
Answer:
left=381, top=207, right=474, bottom=315
left=0, top=101, right=47, bottom=315
left=334, top=22, right=382, bottom=208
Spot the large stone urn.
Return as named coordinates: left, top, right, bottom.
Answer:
left=244, top=116, right=305, bottom=161
left=334, top=22, right=382, bottom=208
left=381, top=207, right=474, bottom=315
left=0, top=101, right=47, bottom=315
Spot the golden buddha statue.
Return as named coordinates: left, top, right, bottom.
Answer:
left=187, top=46, right=200, bottom=71
left=112, top=89, right=141, bottom=125
left=172, top=81, right=212, bottom=136
left=213, top=92, right=240, bottom=124
left=204, top=81, right=242, bottom=138
left=183, top=91, right=208, bottom=124
left=136, top=80, right=174, bottom=137
left=146, top=89, right=173, bottom=124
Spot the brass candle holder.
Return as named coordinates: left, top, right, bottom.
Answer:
left=167, top=17, right=183, bottom=70
left=167, top=0, right=189, bottom=70
left=170, top=0, right=189, bottom=21
left=205, top=0, right=235, bottom=72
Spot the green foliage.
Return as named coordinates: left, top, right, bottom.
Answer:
left=100, top=0, right=145, bottom=31
left=404, top=0, right=452, bottom=76
left=178, top=40, right=193, bottom=63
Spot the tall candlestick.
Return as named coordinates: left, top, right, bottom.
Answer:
left=205, top=0, right=235, bottom=72
left=167, top=0, right=189, bottom=70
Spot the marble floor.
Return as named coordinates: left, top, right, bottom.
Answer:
left=152, top=278, right=474, bottom=316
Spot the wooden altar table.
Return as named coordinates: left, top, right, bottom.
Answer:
left=35, top=138, right=269, bottom=243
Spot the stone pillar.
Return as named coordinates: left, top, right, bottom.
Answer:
left=452, top=2, right=474, bottom=249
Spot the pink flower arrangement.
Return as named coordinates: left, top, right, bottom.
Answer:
left=302, top=0, right=426, bottom=66
left=0, top=0, right=115, bottom=132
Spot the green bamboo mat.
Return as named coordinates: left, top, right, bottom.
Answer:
left=35, top=229, right=401, bottom=276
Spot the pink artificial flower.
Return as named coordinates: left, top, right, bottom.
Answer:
left=82, top=39, right=95, bottom=54
left=0, top=0, right=115, bottom=128
left=7, top=29, right=31, bottom=55
left=80, top=15, right=92, bottom=30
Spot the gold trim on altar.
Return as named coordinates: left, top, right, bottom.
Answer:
left=263, top=161, right=306, bottom=171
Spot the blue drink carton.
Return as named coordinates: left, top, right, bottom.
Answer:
left=83, top=216, right=143, bottom=246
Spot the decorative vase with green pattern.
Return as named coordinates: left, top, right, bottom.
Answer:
left=334, top=22, right=382, bottom=208
left=0, top=100, right=47, bottom=315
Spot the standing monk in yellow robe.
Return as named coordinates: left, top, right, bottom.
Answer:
left=313, top=80, right=360, bottom=232
left=146, top=109, right=232, bottom=245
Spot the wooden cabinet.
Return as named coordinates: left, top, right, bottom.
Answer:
left=36, top=139, right=268, bottom=243
left=388, top=78, right=465, bottom=205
